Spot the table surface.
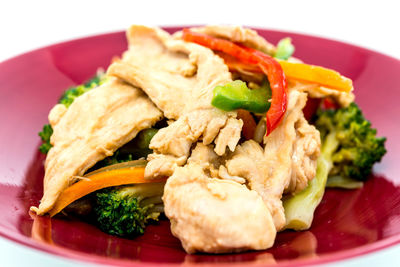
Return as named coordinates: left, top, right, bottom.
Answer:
left=1, top=0, right=399, bottom=266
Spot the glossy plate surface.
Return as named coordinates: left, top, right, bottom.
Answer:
left=0, top=27, right=399, bottom=266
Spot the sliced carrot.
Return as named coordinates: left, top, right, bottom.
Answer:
left=237, top=109, right=257, bottom=140
left=49, top=166, right=166, bottom=217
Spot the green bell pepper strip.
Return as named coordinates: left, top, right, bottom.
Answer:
left=211, top=80, right=272, bottom=114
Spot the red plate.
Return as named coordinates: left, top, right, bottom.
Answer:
left=0, top=27, right=399, bottom=266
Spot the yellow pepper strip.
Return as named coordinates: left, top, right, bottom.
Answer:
left=49, top=166, right=166, bottom=217
left=218, top=52, right=353, bottom=93
left=279, top=61, right=353, bottom=93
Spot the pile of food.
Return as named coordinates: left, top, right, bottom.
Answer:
left=31, top=25, right=386, bottom=254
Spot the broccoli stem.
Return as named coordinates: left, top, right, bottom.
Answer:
left=325, top=175, right=363, bottom=189
left=283, top=131, right=337, bottom=230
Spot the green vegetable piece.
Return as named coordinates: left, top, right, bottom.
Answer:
left=283, top=102, right=386, bottom=230
left=283, top=131, right=336, bottom=230
left=94, top=150, right=134, bottom=168
left=132, top=128, right=159, bottom=151
left=326, top=175, right=363, bottom=189
left=315, top=103, right=386, bottom=181
left=94, top=183, right=165, bottom=237
left=211, top=80, right=271, bottom=113
left=118, top=128, right=159, bottom=159
left=274, top=37, right=295, bottom=60
left=38, top=124, right=53, bottom=153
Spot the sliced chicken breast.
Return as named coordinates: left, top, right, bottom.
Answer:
left=225, top=90, right=320, bottom=230
left=33, top=78, right=162, bottom=215
left=108, top=26, right=243, bottom=178
left=163, top=143, right=276, bottom=254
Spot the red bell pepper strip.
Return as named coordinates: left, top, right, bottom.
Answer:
left=322, top=98, right=339, bottom=110
left=182, top=29, right=287, bottom=135
left=251, top=48, right=288, bottom=134
left=216, top=52, right=262, bottom=74
left=182, top=29, right=259, bottom=64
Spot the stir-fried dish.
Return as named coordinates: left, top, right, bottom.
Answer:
left=31, top=25, right=386, bottom=254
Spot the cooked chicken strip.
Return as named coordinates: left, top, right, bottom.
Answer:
left=108, top=26, right=242, bottom=178
left=33, top=78, right=162, bottom=215
left=48, top=104, right=67, bottom=127
left=287, top=117, right=321, bottom=194
left=163, top=143, right=276, bottom=254
left=165, top=92, right=319, bottom=252
left=225, top=90, right=320, bottom=230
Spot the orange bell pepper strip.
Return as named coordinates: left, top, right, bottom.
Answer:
left=279, top=61, right=353, bottom=93
left=182, top=29, right=287, bottom=135
left=48, top=166, right=166, bottom=217
left=217, top=50, right=353, bottom=93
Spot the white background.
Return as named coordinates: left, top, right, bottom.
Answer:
left=1, top=0, right=399, bottom=62
left=0, top=0, right=399, bottom=266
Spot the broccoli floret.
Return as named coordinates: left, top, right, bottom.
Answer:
left=38, top=73, right=106, bottom=154
left=96, top=150, right=134, bottom=167
left=315, top=103, right=386, bottom=181
left=38, top=124, right=53, bottom=153
left=59, top=74, right=108, bottom=108
left=94, top=183, right=164, bottom=237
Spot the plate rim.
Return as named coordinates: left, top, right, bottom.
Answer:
left=1, top=25, right=399, bottom=266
